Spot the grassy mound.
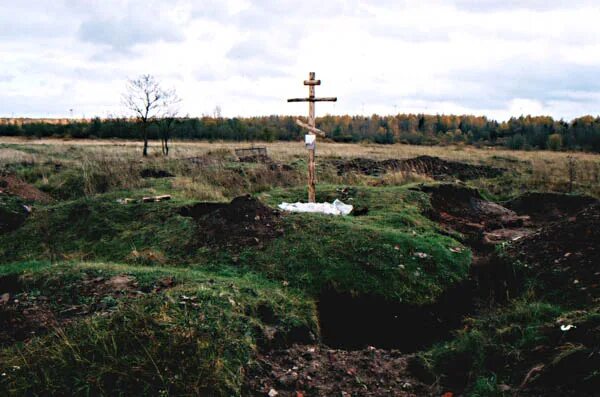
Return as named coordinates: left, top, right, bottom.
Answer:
left=251, top=185, right=471, bottom=305
left=0, top=261, right=317, bottom=396
left=0, top=196, right=196, bottom=263
left=1, top=185, right=471, bottom=307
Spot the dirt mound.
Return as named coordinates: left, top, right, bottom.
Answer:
left=400, top=156, right=504, bottom=180
left=416, top=184, right=529, bottom=249
left=334, top=155, right=504, bottom=180
left=245, top=344, right=433, bottom=397
left=503, top=203, right=600, bottom=305
left=0, top=174, right=52, bottom=203
left=180, top=195, right=282, bottom=249
left=140, top=168, right=174, bottom=178
left=505, top=192, right=598, bottom=223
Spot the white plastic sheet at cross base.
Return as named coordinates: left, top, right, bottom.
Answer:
left=278, top=199, right=353, bottom=216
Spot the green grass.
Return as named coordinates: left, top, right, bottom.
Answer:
left=415, top=298, right=600, bottom=394
left=0, top=196, right=196, bottom=263
left=1, top=184, right=471, bottom=307
left=251, top=185, right=470, bottom=304
left=0, top=183, right=472, bottom=394
left=0, top=261, right=317, bottom=396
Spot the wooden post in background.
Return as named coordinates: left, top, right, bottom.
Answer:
left=288, top=72, right=337, bottom=203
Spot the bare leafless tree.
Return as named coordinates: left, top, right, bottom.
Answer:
left=122, top=75, right=179, bottom=156
left=158, top=93, right=181, bottom=156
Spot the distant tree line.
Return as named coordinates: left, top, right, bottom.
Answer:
left=2, top=114, right=600, bottom=152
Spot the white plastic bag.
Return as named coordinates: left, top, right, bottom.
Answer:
left=278, top=199, right=353, bottom=216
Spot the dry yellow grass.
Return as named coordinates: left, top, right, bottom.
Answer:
left=1, top=137, right=599, bottom=198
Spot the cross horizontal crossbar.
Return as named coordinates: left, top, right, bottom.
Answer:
left=304, top=79, right=321, bottom=86
left=287, top=97, right=338, bottom=102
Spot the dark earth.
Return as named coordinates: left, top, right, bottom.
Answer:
left=245, top=344, right=435, bottom=397
left=180, top=195, right=283, bottom=249
left=334, top=155, right=504, bottom=180
left=140, top=168, right=175, bottom=178
left=504, top=202, right=600, bottom=305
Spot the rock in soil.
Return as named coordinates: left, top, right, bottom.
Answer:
left=244, top=344, right=434, bottom=397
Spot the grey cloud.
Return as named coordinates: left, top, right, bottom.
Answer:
left=453, top=0, right=597, bottom=12
left=396, top=61, right=600, bottom=112
left=0, top=2, right=77, bottom=39
left=345, top=61, right=600, bottom=113
left=190, top=0, right=232, bottom=20
left=0, top=74, right=14, bottom=82
left=195, top=69, right=224, bottom=82
left=235, top=63, right=290, bottom=80
left=449, top=62, right=600, bottom=102
left=0, top=93, right=95, bottom=118
left=78, top=13, right=184, bottom=51
left=226, top=39, right=288, bottom=64
left=370, top=24, right=450, bottom=42
left=229, top=0, right=362, bottom=32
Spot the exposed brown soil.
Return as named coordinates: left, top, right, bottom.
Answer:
left=415, top=183, right=530, bottom=250
left=414, top=186, right=600, bottom=394
left=503, top=203, right=600, bottom=305
left=180, top=195, right=283, bottom=249
left=0, top=274, right=175, bottom=347
left=0, top=173, right=53, bottom=203
left=505, top=191, right=598, bottom=223
left=334, top=155, right=504, bottom=180
left=244, top=344, right=435, bottom=397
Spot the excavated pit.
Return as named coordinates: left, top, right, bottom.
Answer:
left=316, top=185, right=600, bottom=352
left=317, top=281, right=475, bottom=352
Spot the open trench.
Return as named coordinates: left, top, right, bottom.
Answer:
left=314, top=186, right=597, bottom=351
left=317, top=281, right=476, bottom=352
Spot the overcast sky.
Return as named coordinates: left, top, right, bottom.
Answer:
left=1, top=0, right=600, bottom=120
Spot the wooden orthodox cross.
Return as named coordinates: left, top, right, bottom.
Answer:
left=287, top=72, right=337, bottom=202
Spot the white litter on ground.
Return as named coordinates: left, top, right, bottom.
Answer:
left=278, top=199, right=353, bottom=216
left=560, top=324, right=576, bottom=331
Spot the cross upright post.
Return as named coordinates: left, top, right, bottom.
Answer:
left=287, top=72, right=337, bottom=202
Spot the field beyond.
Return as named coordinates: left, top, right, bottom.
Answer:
left=0, top=137, right=598, bottom=396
